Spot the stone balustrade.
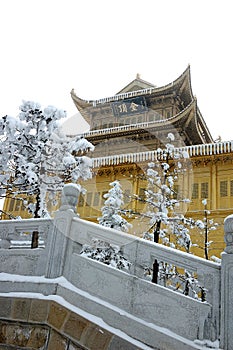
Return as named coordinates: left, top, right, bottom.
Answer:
left=0, top=218, right=52, bottom=276
left=0, top=218, right=51, bottom=249
left=1, top=185, right=233, bottom=348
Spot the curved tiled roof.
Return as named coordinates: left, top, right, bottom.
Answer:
left=71, top=65, right=193, bottom=109
left=76, top=99, right=213, bottom=144
left=71, top=66, right=213, bottom=145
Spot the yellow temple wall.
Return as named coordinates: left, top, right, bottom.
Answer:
left=75, top=154, right=233, bottom=259
left=2, top=149, right=233, bottom=260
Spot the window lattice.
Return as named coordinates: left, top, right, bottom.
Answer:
left=220, top=181, right=228, bottom=197
left=192, top=183, right=199, bottom=199
left=93, top=192, right=100, bottom=206
left=230, top=180, right=233, bottom=197
left=86, top=192, right=93, bottom=206
left=201, top=182, right=208, bottom=199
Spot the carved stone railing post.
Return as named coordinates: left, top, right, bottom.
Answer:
left=59, top=183, right=80, bottom=212
left=45, top=184, right=80, bottom=278
left=220, top=214, right=233, bottom=349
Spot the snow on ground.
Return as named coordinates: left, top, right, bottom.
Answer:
left=0, top=272, right=221, bottom=349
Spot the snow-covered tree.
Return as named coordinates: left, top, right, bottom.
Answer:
left=131, top=133, right=191, bottom=251
left=98, top=180, right=131, bottom=232
left=123, top=133, right=203, bottom=286
left=195, top=199, right=219, bottom=261
left=0, top=100, right=94, bottom=219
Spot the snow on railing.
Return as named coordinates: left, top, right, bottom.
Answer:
left=79, top=120, right=167, bottom=139
left=71, top=216, right=221, bottom=306
left=92, top=141, right=233, bottom=168
left=78, top=101, right=195, bottom=139
left=92, top=87, right=155, bottom=106
left=0, top=218, right=51, bottom=249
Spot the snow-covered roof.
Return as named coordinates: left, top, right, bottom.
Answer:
left=91, top=140, right=233, bottom=168
left=70, top=66, right=213, bottom=145
left=71, top=66, right=193, bottom=109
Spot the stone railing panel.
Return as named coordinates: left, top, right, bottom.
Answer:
left=68, top=253, right=211, bottom=342
left=66, top=215, right=220, bottom=342
left=0, top=218, right=51, bottom=249
left=0, top=219, right=53, bottom=276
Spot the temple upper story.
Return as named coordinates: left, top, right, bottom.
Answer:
left=71, top=66, right=213, bottom=147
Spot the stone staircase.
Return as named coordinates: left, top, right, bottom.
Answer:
left=2, top=185, right=233, bottom=349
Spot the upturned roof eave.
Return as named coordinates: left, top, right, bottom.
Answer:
left=196, top=107, right=214, bottom=143
left=71, top=65, right=193, bottom=111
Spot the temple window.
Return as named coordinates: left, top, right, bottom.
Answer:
left=9, top=199, right=15, bottom=212
left=192, top=183, right=199, bottom=199
left=93, top=192, right=100, bottom=206
left=220, top=181, right=228, bottom=197
left=86, top=192, right=93, bottom=206
left=173, top=184, right=180, bottom=199
left=231, top=180, right=233, bottom=196
left=201, top=182, right=209, bottom=199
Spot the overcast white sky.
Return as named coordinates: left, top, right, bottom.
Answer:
left=1, top=0, right=232, bottom=141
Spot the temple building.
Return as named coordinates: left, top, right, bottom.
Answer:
left=71, top=66, right=213, bottom=155
left=70, top=66, right=233, bottom=258
left=3, top=66, right=233, bottom=258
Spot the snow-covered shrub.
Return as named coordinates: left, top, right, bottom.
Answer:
left=144, top=261, right=206, bottom=301
left=80, top=239, right=131, bottom=271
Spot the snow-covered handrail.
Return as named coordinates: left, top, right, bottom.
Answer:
left=69, top=215, right=220, bottom=332
left=92, top=141, right=233, bottom=168
left=0, top=218, right=51, bottom=249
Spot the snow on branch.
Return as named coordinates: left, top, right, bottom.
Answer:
left=80, top=239, right=131, bottom=271
left=0, top=100, right=94, bottom=218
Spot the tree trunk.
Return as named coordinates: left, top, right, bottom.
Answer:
left=204, top=209, right=209, bottom=260
left=31, top=191, right=40, bottom=249
left=154, top=220, right=161, bottom=243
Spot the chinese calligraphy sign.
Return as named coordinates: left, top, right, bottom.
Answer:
left=112, top=97, right=148, bottom=117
